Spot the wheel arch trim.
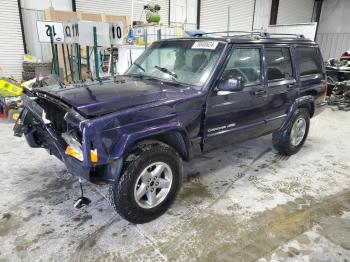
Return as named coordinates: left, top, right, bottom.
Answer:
left=109, top=122, right=191, bottom=161
left=279, top=95, right=314, bottom=131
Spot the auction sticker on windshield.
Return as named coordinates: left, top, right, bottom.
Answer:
left=192, top=41, right=219, bottom=50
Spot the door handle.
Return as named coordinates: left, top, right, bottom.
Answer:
left=253, top=89, right=267, bottom=96
left=288, top=83, right=296, bottom=88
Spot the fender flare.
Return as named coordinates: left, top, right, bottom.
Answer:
left=109, top=122, right=190, bottom=160
left=279, top=95, right=314, bottom=131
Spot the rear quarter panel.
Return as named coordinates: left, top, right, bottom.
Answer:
left=293, top=44, right=326, bottom=116
left=296, top=45, right=326, bottom=101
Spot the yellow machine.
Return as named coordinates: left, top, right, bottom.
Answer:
left=0, top=79, right=23, bottom=97
left=0, top=78, right=23, bottom=122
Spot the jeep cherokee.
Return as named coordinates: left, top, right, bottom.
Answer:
left=14, top=33, right=327, bottom=223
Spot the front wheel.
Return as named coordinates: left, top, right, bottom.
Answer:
left=272, top=108, right=310, bottom=156
left=110, top=143, right=182, bottom=224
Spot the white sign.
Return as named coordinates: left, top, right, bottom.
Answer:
left=110, top=21, right=124, bottom=45
left=37, top=20, right=126, bottom=46
left=63, top=22, right=79, bottom=43
left=267, top=23, right=317, bottom=41
left=192, top=41, right=219, bottom=50
left=134, top=27, right=144, bottom=36
left=36, top=21, right=64, bottom=43
left=78, top=21, right=110, bottom=46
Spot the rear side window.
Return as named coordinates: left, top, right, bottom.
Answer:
left=265, top=47, right=293, bottom=81
left=296, top=47, right=322, bottom=76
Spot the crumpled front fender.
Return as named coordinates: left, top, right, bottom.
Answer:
left=109, top=121, right=187, bottom=159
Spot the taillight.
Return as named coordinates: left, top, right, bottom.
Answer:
left=324, top=80, right=328, bottom=97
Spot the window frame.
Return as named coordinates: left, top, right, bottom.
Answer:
left=295, top=45, right=323, bottom=79
left=125, top=39, right=228, bottom=89
left=218, top=44, right=264, bottom=89
left=264, top=45, right=294, bottom=83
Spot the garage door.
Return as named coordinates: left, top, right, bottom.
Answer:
left=75, top=0, right=169, bottom=24
left=277, top=0, right=314, bottom=24
left=0, top=0, right=24, bottom=80
left=200, top=0, right=255, bottom=32
left=170, top=0, right=197, bottom=30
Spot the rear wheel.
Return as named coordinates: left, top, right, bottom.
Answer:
left=110, top=143, right=182, bottom=224
left=272, top=108, right=310, bottom=155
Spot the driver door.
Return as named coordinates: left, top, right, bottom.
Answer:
left=203, top=45, right=271, bottom=151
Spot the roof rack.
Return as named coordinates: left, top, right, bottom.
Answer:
left=193, top=31, right=305, bottom=39
left=193, top=31, right=265, bottom=37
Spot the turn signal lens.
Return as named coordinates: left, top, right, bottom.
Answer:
left=90, top=149, right=98, bottom=163
left=65, top=145, right=83, bottom=161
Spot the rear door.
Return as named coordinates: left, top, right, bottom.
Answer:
left=263, top=45, right=298, bottom=131
left=203, top=44, right=270, bottom=151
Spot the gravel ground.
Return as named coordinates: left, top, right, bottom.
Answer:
left=0, top=107, right=349, bottom=262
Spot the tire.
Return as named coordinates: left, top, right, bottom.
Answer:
left=22, top=64, right=35, bottom=73
left=110, top=143, right=182, bottom=224
left=272, top=108, right=310, bottom=156
left=7, top=109, right=21, bottom=123
left=22, top=71, right=36, bottom=81
left=23, top=62, right=51, bottom=72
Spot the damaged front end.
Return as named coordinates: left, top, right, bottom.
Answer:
left=14, top=92, right=105, bottom=182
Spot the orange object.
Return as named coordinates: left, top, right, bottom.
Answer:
left=324, top=80, right=328, bottom=97
left=90, top=149, right=98, bottom=163
left=65, top=145, right=83, bottom=161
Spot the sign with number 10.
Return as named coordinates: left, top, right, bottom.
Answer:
left=110, top=22, right=124, bottom=45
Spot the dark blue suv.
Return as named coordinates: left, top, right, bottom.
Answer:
left=14, top=34, right=327, bottom=223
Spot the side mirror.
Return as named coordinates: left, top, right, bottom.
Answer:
left=217, top=77, right=243, bottom=94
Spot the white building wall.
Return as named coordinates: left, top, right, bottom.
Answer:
left=170, top=0, right=197, bottom=30
left=75, top=0, right=169, bottom=25
left=20, top=0, right=72, bottom=11
left=253, top=0, right=272, bottom=30
left=0, top=0, right=24, bottom=79
left=22, top=9, right=52, bottom=62
left=76, top=0, right=130, bottom=16
left=20, top=0, right=73, bottom=62
left=277, top=0, right=314, bottom=24
left=268, top=23, right=317, bottom=40
left=199, top=0, right=315, bottom=33
left=200, top=0, right=255, bottom=32
left=316, top=0, right=350, bottom=60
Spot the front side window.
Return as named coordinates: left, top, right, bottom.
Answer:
left=222, top=48, right=261, bottom=85
left=265, top=47, right=293, bottom=81
left=125, top=40, right=225, bottom=87
left=296, top=47, right=322, bottom=76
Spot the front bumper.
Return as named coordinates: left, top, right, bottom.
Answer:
left=15, top=108, right=92, bottom=181
left=15, top=94, right=124, bottom=183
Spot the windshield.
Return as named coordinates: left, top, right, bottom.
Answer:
left=125, top=40, right=225, bottom=87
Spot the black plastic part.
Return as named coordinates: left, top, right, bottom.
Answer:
left=74, top=182, right=91, bottom=209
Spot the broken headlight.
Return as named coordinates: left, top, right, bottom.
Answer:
left=62, top=131, right=98, bottom=163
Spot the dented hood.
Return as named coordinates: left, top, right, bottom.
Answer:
left=35, top=77, right=199, bottom=117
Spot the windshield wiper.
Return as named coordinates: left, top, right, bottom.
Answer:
left=154, top=65, right=178, bottom=78
left=133, top=62, right=145, bottom=72
left=125, top=73, right=144, bottom=79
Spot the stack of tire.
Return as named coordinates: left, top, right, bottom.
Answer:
left=22, top=62, right=51, bottom=81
